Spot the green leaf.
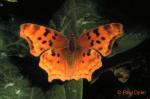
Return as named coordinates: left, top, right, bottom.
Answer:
left=45, top=80, right=83, bottom=99
left=108, top=31, right=150, bottom=58
left=50, top=0, right=104, bottom=36
left=0, top=57, right=45, bottom=99
left=64, top=80, right=83, bottom=99
left=1, top=0, right=17, bottom=2
left=0, top=16, right=47, bottom=99
left=46, top=84, right=66, bottom=99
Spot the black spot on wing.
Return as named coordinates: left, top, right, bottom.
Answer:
left=87, top=50, right=91, bottom=56
left=86, top=32, right=89, bottom=36
left=43, top=28, right=50, bottom=37
left=49, top=40, right=53, bottom=46
left=51, top=50, right=55, bottom=56
left=82, top=53, right=85, bottom=57
left=37, top=37, right=42, bottom=40
left=87, top=52, right=90, bottom=56
left=88, top=36, right=91, bottom=40
left=101, top=37, right=105, bottom=40
left=57, top=61, right=60, bottom=63
left=40, top=48, right=43, bottom=50
left=96, top=40, right=101, bottom=44
left=93, top=29, right=100, bottom=36
left=42, top=40, right=47, bottom=44
left=52, top=53, right=55, bottom=56
left=90, top=40, right=94, bottom=47
left=57, top=53, right=60, bottom=57
left=54, top=33, right=57, bottom=36
left=52, top=36, right=56, bottom=40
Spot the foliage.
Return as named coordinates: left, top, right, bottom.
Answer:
left=108, top=31, right=149, bottom=58
left=1, top=0, right=17, bottom=2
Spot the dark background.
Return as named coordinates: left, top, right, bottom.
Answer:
left=0, top=0, right=149, bottom=29
left=0, top=0, right=150, bottom=99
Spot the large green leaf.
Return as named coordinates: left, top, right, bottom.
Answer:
left=64, top=80, right=83, bottom=99
left=108, top=31, right=150, bottom=58
left=0, top=18, right=46, bottom=99
left=46, top=80, right=83, bottom=99
left=1, top=0, right=17, bottom=2
left=49, top=0, right=103, bottom=35
left=46, top=84, right=66, bottom=99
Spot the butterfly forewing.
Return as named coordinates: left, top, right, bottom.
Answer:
left=20, top=23, right=68, bottom=56
left=77, top=23, right=123, bottom=56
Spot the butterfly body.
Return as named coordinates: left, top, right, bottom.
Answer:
left=20, top=23, right=123, bottom=82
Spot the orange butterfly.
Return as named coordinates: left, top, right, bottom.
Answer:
left=20, top=23, right=123, bottom=82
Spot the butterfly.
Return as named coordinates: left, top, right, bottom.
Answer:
left=20, top=23, right=123, bottom=82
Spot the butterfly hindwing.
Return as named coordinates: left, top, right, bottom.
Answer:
left=72, top=49, right=102, bottom=81
left=20, top=23, right=68, bottom=56
left=77, top=23, right=123, bottom=56
left=39, top=49, right=67, bottom=82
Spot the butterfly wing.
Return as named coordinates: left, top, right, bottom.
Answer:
left=77, top=23, right=123, bottom=56
left=20, top=23, right=69, bottom=82
left=39, top=49, right=68, bottom=82
left=71, top=49, right=102, bottom=81
left=20, top=23, right=68, bottom=56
